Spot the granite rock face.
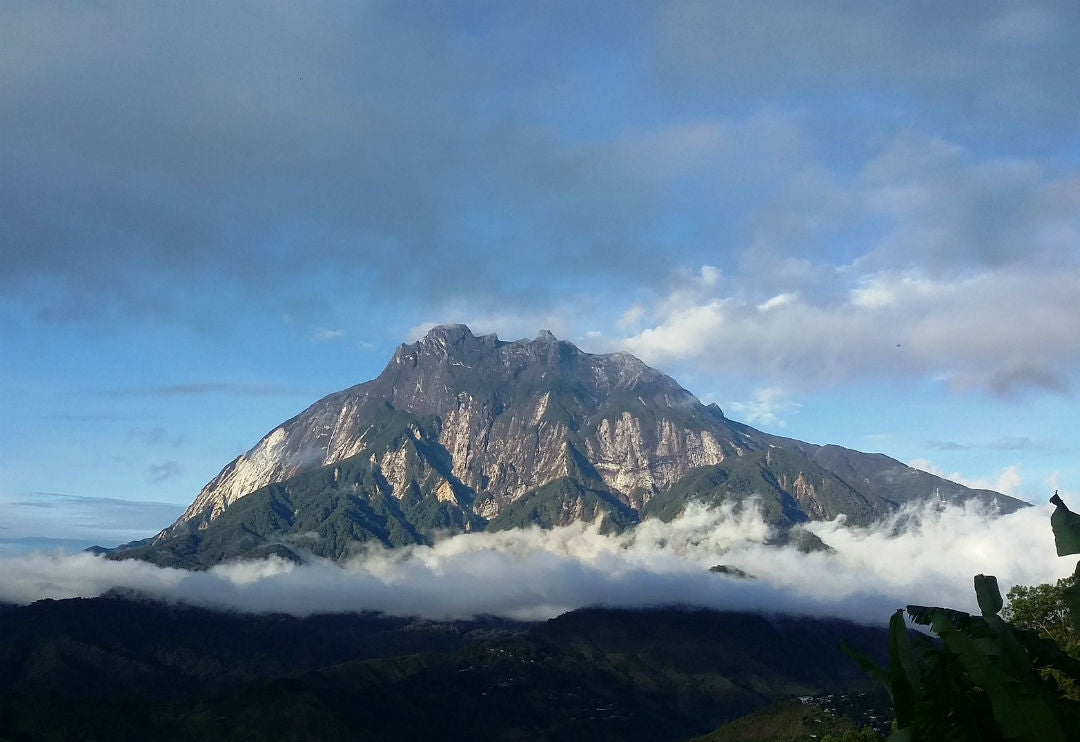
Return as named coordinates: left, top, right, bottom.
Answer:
left=128, top=325, right=1024, bottom=567
left=168, top=325, right=750, bottom=533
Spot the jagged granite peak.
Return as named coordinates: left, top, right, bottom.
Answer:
left=380, top=324, right=695, bottom=418
left=166, top=325, right=731, bottom=536
left=123, top=324, right=1027, bottom=568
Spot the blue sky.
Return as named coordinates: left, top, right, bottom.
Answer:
left=3, top=1, right=1079, bottom=548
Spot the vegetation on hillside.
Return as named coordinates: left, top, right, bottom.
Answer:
left=691, top=696, right=885, bottom=742
left=0, top=602, right=887, bottom=742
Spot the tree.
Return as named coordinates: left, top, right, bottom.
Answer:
left=843, top=493, right=1080, bottom=741
left=822, top=729, right=880, bottom=742
left=1003, top=574, right=1080, bottom=702
left=1049, top=491, right=1080, bottom=641
left=1004, top=577, right=1079, bottom=656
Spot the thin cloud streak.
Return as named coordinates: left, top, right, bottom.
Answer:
left=148, top=461, right=182, bottom=483
left=2, top=492, right=184, bottom=546
left=101, top=383, right=299, bottom=398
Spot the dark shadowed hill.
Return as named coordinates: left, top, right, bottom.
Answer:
left=0, top=595, right=890, bottom=742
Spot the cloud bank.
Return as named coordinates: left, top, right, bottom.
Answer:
left=600, top=129, right=1080, bottom=397
left=0, top=502, right=1068, bottom=625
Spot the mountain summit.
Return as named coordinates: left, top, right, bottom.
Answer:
left=113, top=325, right=1025, bottom=568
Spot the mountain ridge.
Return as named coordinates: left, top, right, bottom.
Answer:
left=0, top=596, right=891, bottom=742
left=110, top=324, right=1025, bottom=568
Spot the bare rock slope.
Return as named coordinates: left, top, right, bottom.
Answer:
left=114, top=325, right=1024, bottom=568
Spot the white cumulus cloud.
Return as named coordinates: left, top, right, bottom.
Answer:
left=0, top=502, right=1069, bottom=625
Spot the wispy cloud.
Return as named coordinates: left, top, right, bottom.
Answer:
left=727, top=388, right=800, bottom=428
left=102, top=383, right=298, bottom=398
left=148, top=461, right=182, bottom=483
left=988, top=436, right=1039, bottom=451
left=927, top=437, right=1043, bottom=453
left=927, top=440, right=968, bottom=451
left=1, top=491, right=184, bottom=546
left=128, top=427, right=185, bottom=448
left=43, top=413, right=141, bottom=422
left=311, top=327, right=346, bottom=343
left=908, top=459, right=1025, bottom=498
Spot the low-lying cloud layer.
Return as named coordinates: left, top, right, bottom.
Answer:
left=0, top=501, right=1069, bottom=625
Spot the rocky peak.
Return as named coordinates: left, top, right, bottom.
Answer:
left=429, top=323, right=473, bottom=340
left=127, top=322, right=1027, bottom=568
left=388, top=325, right=500, bottom=369
left=705, top=402, right=726, bottom=419
left=376, top=325, right=701, bottom=424
left=419, top=323, right=480, bottom=351
left=529, top=329, right=573, bottom=355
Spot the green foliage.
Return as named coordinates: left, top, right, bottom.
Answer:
left=821, top=730, right=882, bottom=742
left=806, top=444, right=1024, bottom=516
left=640, top=448, right=887, bottom=528
left=692, top=698, right=884, bottom=742
left=845, top=493, right=1080, bottom=741
left=111, top=442, right=491, bottom=568
left=1049, top=492, right=1080, bottom=653
left=1004, top=577, right=1079, bottom=660
left=486, top=477, right=639, bottom=532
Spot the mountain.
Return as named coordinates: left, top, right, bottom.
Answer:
left=111, top=324, right=1025, bottom=568
left=0, top=596, right=890, bottom=742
